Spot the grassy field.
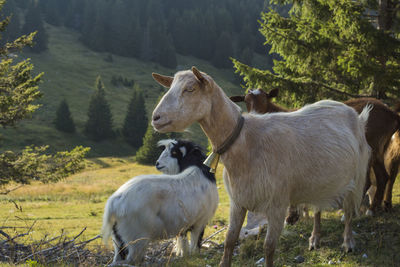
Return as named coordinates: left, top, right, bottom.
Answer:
left=0, top=23, right=254, bottom=156
left=1, top=158, right=399, bottom=266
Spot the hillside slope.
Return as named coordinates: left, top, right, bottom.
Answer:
left=0, top=24, right=249, bottom=156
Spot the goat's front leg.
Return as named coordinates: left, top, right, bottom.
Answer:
left=309, top=211, right=321, bottom=250
left=189, top=225, right=205, bottom=254
left=175, top=234, right=188, bottom=256
left=264, top=207, right=286, bottom=267
left=383, top=157, right=400, bottom=211
left=342, top=207, right=355, bottom=252
left=219, top=203, right=246, bottom=267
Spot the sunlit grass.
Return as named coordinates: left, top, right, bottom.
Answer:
left=0, top=159, right=230, bottom=245
left=1, top=158, right=399, bottom=266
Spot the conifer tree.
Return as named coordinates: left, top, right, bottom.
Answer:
left=135, top=122, right=170, bottom=165
left=212, top=31, right=234, bottom=68
left=0, top=0, right=88, bottom=190
left=1, top=1, right=20, bottom=43
left=135, top=94, right=181, bottom=164
left=84, top=76, right=114, bottom=141
left=122, top=86, right=148, bottom=148
left=233, top=0, right=400, bottom=103
left=157, top=33, right=177, bottom=69
left=54, top=99, right=75, bottom=133
left=21, top=1, right=48, bottom=53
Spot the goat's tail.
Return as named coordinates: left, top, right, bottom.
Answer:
left=102, top=197, right=117, bottom=245
left=347, top=105, right=372, bottom=216
left=358, top=104, right=372, bottom=131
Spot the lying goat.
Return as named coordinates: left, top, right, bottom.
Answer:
left=102, top=139, right=219, bottom=265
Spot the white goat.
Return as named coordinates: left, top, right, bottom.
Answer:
left=151, top=67, right=371, bottom=267
left=102, top=139, right=219, bottom=265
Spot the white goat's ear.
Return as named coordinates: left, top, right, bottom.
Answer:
left=152, top=73, right=173, bottom=88
left=192, top=66, right=208, bottom=84
left=179, top=146, right=187, bottom=157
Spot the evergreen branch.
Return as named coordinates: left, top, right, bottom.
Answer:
left=308, top=80, right=372, bottom=99
left=261, top=22, right=310, bottom=49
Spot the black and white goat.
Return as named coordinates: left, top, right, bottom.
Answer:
left=102, top=139, right=219, bottom=265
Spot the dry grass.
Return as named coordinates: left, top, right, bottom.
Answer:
left=1, top=158, right=399, bottom=266
left=0, top=158, right=230, bottom=246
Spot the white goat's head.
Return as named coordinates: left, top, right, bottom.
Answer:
left=151, top=67, right=212, bottom=133
left=156, top=139, right=185, bottom=175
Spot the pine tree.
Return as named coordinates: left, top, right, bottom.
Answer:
left=233, top=0, right=400, bottom=103
left=84, top=76, right=114, bottom=141
left=157, top=33, right=177, bottom=69
left=64, top=0, right=85, bottom=30
left=54, top=99, right=75, bottom=133
left=135, top=94, right=182, bottom=164
left=40, top=0, right=62, bottom=26
left=122, top=87, right=148, bottom=148
left=21, top=1, right=48, bottom=53
left=238, top=46, right=253, bottom=66
left=1, top=0, right=20, bottom=43
left=135, top=122, right=170, bottom=165
left=0, top=0, right=88, bottom=190
left=212, top=31, right=234, bottom=68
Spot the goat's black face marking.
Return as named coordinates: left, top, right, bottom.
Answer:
left=170, top=145, right=184, bottom=162
left=157, top=139, right=216, bottom=183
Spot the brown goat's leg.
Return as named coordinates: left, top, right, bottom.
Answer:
left=219, top=204, right=246, bottom=267
left=309, top=211, right=321, bottom=250
left=383, top=158, right=400, bottom=211
left=285, top=205, right=300, bottom=225
left=369, top=161, right=389, bottom=214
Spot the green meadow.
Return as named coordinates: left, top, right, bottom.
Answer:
left=0, top=24, right=255, bottom=156
left=1, top=158, right=399, bottom=266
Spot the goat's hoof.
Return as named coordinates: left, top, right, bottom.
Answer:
left=345, top=246, right=353, bottom=253
left=285, top=213, right=300, bottom=225
left=342, top=238, right=355, bottom=253
left=219, top=260, right=229, bottom=267
left=383, top=201, right=392, bottom=212
left=365, top=209, right=374, bottom=216
left=308, top=235, right=320, bottom=250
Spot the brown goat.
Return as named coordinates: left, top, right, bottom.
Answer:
left=231, top=88, right=400, bottom=214
left=383, top=105, right=400, bottom=210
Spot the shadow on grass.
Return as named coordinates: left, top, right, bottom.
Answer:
left=235, top=204, right=400, bottom=266
left=87, top=158, right=112, bottom=168
left=84, top=205, right=400, bottom=267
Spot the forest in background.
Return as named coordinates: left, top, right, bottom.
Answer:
left=0, top=0, right=282, bottom=157
left=1, top=0, right=399, bottom=157
left=3, top=0, right=274, bottom=69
